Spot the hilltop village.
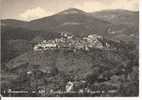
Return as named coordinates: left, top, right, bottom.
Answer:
left=33, top=32, right=111, bottom=52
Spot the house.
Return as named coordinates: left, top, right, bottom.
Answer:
left=33, top=40, right=57, bottom=51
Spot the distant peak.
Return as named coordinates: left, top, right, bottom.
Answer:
left=66, top=8, right=82, bottom=11
left=59, top=8, right=86, bottom=15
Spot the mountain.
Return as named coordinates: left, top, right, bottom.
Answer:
left=27, top=8, right=110, bottom=36
left=1, top=19, right=28, bottom=28
left=90, top=9, right=139, bottom=33
left=1, top=8, right=138, bottom=64
left=1, top=8, right=138, bottom=39
left=2, top=8, right=109, bottom=36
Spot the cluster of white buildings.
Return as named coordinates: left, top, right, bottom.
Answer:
left=33, top=32, right=74, bottom=51
left=33, top=33, right=107, bottom=51
left=33, top=40, right=57, bottom=51
left=83, top=34, right=104, bottom=49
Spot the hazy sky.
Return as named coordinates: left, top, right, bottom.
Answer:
left=0, top=0, right=139, bottom=21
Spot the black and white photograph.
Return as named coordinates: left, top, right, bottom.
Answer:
left=0, top=0, right=139, bottom=97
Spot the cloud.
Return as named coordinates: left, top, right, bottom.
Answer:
left=18, top=7, right=53, bottom=21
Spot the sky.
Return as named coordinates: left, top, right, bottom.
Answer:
left=0, top=0, right=139, bottom=21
